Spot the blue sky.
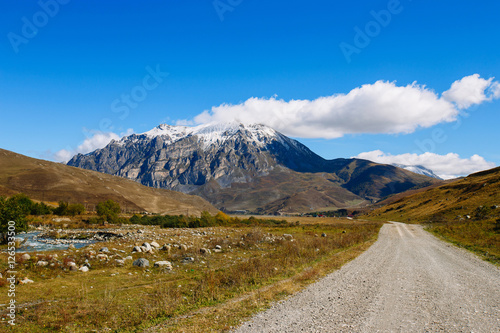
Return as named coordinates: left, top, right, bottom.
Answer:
left=1, top=0, right=499, bottom=178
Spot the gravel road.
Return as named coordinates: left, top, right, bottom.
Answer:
left=234, top=222, right=500, bottom=332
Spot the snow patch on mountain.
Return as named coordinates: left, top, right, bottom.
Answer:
left=392, top=164, right=442, bottom=180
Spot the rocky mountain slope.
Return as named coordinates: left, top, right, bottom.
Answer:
left=0, top=149, right=217, bottom=216
left=68, top=122, right=440, bottom=213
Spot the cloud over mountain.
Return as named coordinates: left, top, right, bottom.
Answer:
left=192, top=74, right=499, bottom=139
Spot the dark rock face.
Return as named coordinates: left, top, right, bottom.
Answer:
left=68, top=123, right=439, bottom=213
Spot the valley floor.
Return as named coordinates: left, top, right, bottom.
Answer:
left=0, top=218, right=381, bottom=332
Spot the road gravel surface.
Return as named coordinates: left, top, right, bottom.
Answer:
left=234, top=222, right=500, bottom=332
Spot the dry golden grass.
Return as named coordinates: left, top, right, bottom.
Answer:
left=0, top=221, right=381, bottom=332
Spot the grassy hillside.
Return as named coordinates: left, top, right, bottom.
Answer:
left=365, top=166, right=500, bottom=223
left=0, top=149, right=217, bottom=216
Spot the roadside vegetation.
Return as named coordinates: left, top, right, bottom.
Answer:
left=426, top=216, right=500, bottom=265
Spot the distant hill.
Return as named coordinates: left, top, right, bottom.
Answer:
left=67, top=122, right=441, bottom=214
left=365, top=166, right=500, bottom=222
left=0, top=149, right=217, bottom=216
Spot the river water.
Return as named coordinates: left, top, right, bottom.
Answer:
left=15, top=232, right=96, bottom=253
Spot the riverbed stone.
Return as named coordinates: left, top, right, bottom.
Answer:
left=160, top=245, right=171, bottom=252
left=182, top=257, right=195, bottom=264
left=36, top=260, right=48, bottom=267
left=142, top=242, right=152, bottom=252
left=154, top=261, right=172, bottom=269
left=133, top=258, right=149, bottom=267
left=21, top=253, right=31, bottom=261
left=199, top=248, right=211, bottom=254
left=20, top=277, right=34, bottom=284
left=79, top=266, right=89, bottom=272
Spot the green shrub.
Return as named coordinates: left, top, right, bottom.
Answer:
left=0, top=195, right=30, bottom=243
left=67, top=203, right=85, bottom=216
left=53, top=201, right=69, bottom=216
left=31, top=202, right=53, bottom=215
left=96, top=200, right=121, bottom=222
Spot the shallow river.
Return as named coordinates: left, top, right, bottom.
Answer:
left=15, top=232, right=96, bottom=253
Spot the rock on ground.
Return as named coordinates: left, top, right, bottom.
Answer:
left=154, top=261, right=173, bottom=269
left=133, top=258, right=150, bottom=267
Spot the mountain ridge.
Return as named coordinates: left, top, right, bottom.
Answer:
left=68, top=122, right=441, bottom=213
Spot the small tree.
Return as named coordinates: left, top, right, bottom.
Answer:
left=200, top=211, right=215, bottom=226
left=10, top=194, right=34, bottom=215
left=215, top=211, right=231, bottom=224
left=67, top=203, right=85, bottom=216
left=53, top=201, right=69, bottom=216
left=0, top=196, right=29, bottom=244
left=96, top=200, right=121, bottom=222
left=31, top=202, right=53, bottom=215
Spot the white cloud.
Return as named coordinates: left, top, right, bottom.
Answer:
left=354, top=150, right=496, bottom=179
left=442, top=74, right=500, bottom=109
left=189, top=75, right=499, bottom=139
left=194, top=81, right=458, bottom=139
left=53, top=129, right=133, bottom=162
left=492, top=81, right=500, bottom=99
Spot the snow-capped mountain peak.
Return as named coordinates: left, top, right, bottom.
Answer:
left=141, top=122, right=282, bottom=149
